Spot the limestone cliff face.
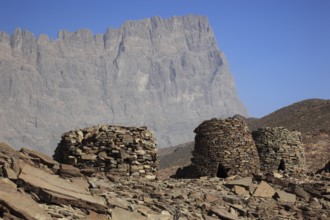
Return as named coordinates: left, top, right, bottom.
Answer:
left=0, top=15, right=247, bottom=154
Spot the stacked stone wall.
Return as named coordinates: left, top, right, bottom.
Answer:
left=191, top=118, right=260, bottom=177
left=252, top=127, right=306, bottom=174
left=54, top=125, right=158, bottom=178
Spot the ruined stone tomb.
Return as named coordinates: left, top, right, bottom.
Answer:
left=54, top=125, right=158, bottom=178
left=252, top=127, right=306, bottom=174
left=190, top=117, right=260, bottom=178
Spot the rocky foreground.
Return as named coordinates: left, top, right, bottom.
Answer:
left=0, top=142, right=329, bottom=220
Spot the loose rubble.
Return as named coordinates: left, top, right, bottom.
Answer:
left=54, top=125, right=158, bottom=178
left=0, top=142, right=329, bottom=219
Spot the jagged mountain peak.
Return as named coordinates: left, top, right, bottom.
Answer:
left=0, top=15, right=246, bottom=154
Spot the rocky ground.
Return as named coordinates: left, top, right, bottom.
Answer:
left=0, top=142, right=330, bottom=220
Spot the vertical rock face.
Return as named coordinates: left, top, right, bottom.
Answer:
left=0, top=15, right=247, bottom=154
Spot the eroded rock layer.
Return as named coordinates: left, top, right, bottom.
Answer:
left=54, top=125, right=158, bottom=178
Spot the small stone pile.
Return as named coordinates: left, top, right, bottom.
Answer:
left=187, top=117, right=260, bottom=178
left=252, top=127, right=306, bottom=175
left=53, top=125, right=158, bottom=178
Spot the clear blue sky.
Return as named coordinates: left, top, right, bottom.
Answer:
left=1, top=0, right=329, bottom=117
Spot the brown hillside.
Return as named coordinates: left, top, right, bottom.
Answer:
left=159, top=142, right=194, bottom=169
left=248, top=99, right=330, bottom=134
left=159, top=99, right=330, bottom=175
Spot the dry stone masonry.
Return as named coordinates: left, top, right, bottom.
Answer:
left=53, top=125, right=158, bottom=178
left=189, top=117, right=260, bottom=178
left=252, top=127, right=307, bottom=175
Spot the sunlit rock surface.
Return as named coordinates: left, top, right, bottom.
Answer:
left=0, top=15, right=246, bottom=154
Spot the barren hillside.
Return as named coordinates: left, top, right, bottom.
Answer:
left=160, top=99, right=330, bottom=173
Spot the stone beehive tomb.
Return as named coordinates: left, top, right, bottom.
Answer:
left=191, top=117, right=260, bottom=178
left=252, top=127, right=306, bottom=174
left=53, top=125, right=158, bottom=178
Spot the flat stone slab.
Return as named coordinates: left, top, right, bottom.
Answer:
left=233, top=185, right=249, bottom=196
left=112, top=207, right=147, bottom=220
left=106, top=196, right=128, bottom=209
left=226, top=177, right=253, bottom=188
left=0, top=178, right=51, bottom=220
left=59, top=164, right=82, bottom=177
left=148, top=213, right=173, bottom=220
left=18, top=163, right=107, bottom=213
left=293, top=185, right=310, bottom=201
left=209, top=206, right=239, bottom=220
left=86, top=211, right=109, bottom=220
left=20, top=147, right=58, bottom=167
left=274, top=190, right=296, bottom=203
left=253, top=181, right=276, bottom=198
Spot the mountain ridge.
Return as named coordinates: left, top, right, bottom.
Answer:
left=0, top=15, right=246, bottom=154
